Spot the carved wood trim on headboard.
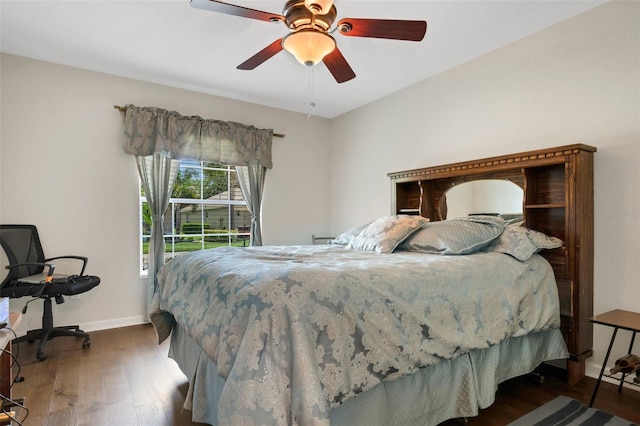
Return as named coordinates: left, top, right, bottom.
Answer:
left=388, top=144, right=595, bottom=180
left=388, top=143, right=596, bottom=385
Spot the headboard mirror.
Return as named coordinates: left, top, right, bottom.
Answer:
left=443, top=179, right=523, bottom=219
left=388, top=144, right=596, bottom=385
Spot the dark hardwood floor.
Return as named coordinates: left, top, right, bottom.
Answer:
left=5, top=324, right=640, bottom=425
left=440, top=364, right=640, bottom=426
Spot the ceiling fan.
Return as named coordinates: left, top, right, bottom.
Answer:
left=190, top=0, right=427, bottom=83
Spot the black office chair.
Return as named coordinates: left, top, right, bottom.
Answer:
left=0, top=224, right=100, bottom=361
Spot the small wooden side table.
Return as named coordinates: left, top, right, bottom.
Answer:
left=589, top=309, right=640, bottom=407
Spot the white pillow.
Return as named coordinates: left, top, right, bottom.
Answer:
left=347, top=215, right=430, bottom=254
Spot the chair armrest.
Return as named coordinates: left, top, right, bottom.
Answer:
left=45, top=255, right=88, bottom=276
left=5, top=262, right=57, bottom=282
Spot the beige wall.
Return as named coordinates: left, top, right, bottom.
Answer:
left=329, top=1, right=640, bottom=380
left=1, top=0, right=638, bottom=382
left=0, top=54, right=332, bottom=332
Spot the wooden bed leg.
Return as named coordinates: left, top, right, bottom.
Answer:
left=567, top=358, right=586, bottom=385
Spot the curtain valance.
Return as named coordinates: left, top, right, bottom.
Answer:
left=121, top=104, right=273, bottom=168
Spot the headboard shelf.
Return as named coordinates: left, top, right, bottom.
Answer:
left=525, top=204, right=566, bottom=208
left=389, top=144, right=596, bottom=384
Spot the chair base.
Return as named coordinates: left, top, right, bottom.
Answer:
left=14, top=326, right=91, bottom=361
left=14, top=296, right=92, bottom=361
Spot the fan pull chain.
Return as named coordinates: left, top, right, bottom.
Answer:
left=308, top=66, right=316, bottom=120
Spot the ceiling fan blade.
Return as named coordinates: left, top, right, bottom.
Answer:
left=323, top=48, right=355, bottom=84
left=337, top=18, right=427, bottom=41
left=190, top=0, right=284, bottom=23
left=237, top=39, right=284, bottom=70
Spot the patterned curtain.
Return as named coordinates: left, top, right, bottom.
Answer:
left=120, top=105, right=273, bottom=325
left=135, top=152, right=179, bottom=322
left=121, top=105, right=273, bottom=167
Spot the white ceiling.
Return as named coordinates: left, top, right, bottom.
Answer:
left=1, top=0, right=606, bottom=118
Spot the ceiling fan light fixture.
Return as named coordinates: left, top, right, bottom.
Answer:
left=304, top=0, right=333, bottom=15
left=282, top=30, right=336, bottom=66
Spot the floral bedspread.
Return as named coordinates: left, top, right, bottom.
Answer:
left=153, top=245, right=561, bottom=426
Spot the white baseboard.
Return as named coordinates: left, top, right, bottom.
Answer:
left=81, top=315, right=149, bottom=332
left=13, top=315, right=149, bottom=338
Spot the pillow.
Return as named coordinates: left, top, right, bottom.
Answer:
left=330, top=221, right=372, bottom=245
left=498, top=213, right=524, bottom=226
left=485, top=225, right=563, bottom=261
left=398, top=215, right=505, bottom=255
left=346, top=215, right=430, bottom=254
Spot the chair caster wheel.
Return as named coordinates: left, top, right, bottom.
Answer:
left=37, top=352, right=48, bottom=361
left=82, top=338, right=91, bottom=348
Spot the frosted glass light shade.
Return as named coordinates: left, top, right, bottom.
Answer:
left=282, top=30, right=336, bottom=66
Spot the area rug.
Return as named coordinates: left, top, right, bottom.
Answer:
left=508, top=395, right=639, bottom=426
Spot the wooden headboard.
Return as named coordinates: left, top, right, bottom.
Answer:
left=388, top=144, right=596, bottom=384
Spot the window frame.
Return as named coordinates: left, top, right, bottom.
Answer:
left=139, top=162, right=249, bottom=275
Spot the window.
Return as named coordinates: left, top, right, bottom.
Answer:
left=140, top=161, right=250, bottom=273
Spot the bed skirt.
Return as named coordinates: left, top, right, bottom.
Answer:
left=168, top=323, right=568, bottom=426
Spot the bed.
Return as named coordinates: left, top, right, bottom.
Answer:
left=151, top=144, right=595, bottom=425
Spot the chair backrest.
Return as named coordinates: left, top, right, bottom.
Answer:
left=0, top=225, right=46, bottom=288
